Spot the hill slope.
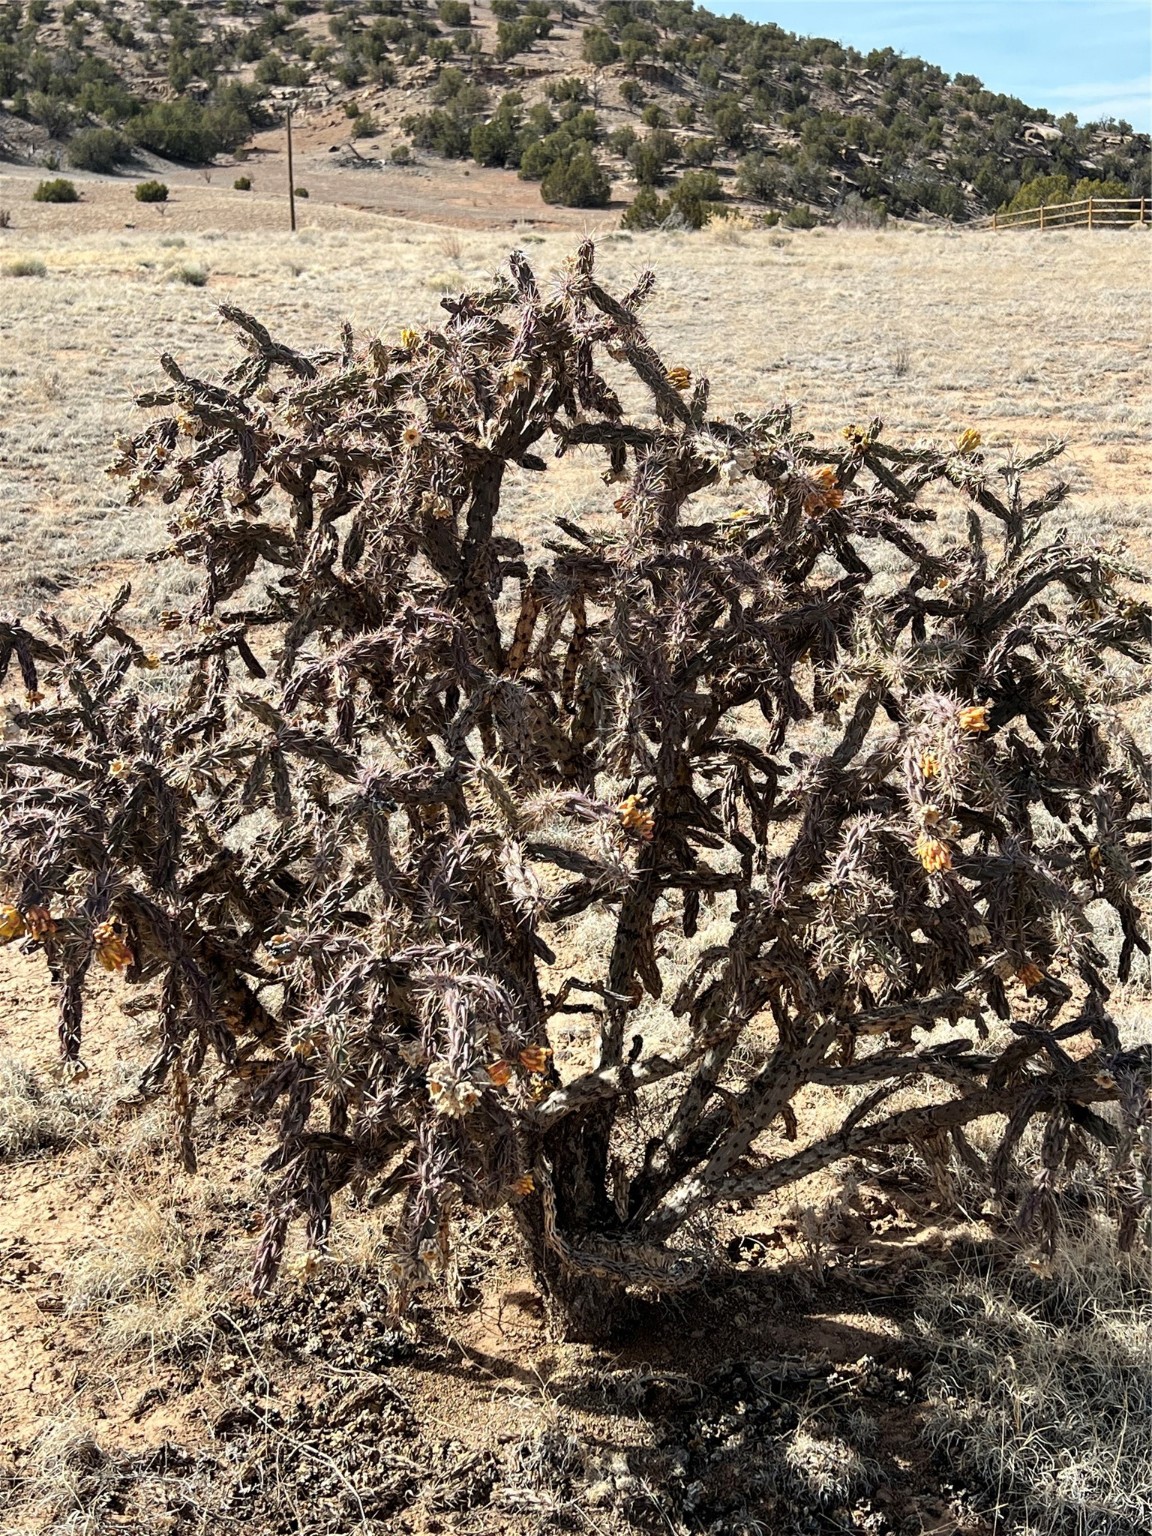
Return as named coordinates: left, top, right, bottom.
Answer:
left=0, top=0, right=1147, bottom=222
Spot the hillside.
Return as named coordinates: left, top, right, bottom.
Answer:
left=0, top=0, right=1147, bottom=224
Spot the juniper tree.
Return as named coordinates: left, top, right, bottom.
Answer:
left=1, top=243, right=1149, bottom=1340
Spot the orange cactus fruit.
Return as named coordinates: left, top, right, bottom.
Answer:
left=518, top=1045, right=552, bottom=1074
left=510, top=1173, right=536, bottom=1198
left=92, top=920, right=133, bottom=972
left=915, top=832, right=953, bottom=873
left=23, top=907, right=57, bottom=940
left=1017, top=961, right=1044, bottom=989
left=486, top=1059, right=513, bottom=1087
left=958, top=705, right=990, bottom=734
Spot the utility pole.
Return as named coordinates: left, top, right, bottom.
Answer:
left=286, top=104, right=296, bottom=233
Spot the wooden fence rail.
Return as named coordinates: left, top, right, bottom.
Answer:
left=982, top=196, right=1148, bottom=231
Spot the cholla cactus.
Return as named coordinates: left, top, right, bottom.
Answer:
left=1, top=245, right=1149, bottom=1339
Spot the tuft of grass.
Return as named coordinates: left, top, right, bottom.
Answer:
left=167, top=262, right=209, bottom=287
left=0, top=1053, right=96, bottom=1157
left=918, top=1228, right=1152, bottom=1535
left=65, top=1202, right=220, bottom=1360
left=2, top=256, right=46, bottom=278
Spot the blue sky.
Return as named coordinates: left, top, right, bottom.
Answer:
left=722, top=2, right=1152, bottom=130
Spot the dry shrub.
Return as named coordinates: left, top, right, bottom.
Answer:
left=0, top=241, right=1147, bottom=1342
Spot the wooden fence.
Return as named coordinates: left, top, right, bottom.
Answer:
left=984, top=196, right=1148, bottom=231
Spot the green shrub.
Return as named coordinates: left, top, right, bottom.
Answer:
left=293, top=186, right=309, bottom=199
left=621, top=185, right=665, bottom=230
left=437, top=0, right=471, bottom=25
left=350, top=112, right=377, bottom=140
left=608, top=126, right=637, bottom=157
left=389, top=143, right=412, bottom=166
left=66, top=127, right=130, bottom=174
left=737, top=150, right=780, bottom=202
left=784, top=204, right=817, bottom=228
left=621, top=172, right=721, bottom=231
left=233, top=175, right=252, bottom=191
left=127, top=93, right=256, bottom=166
left=2, top=256, right=46, bottom=277
left=681, top=137, right=715, bottom=167
left=540, top=148, right=611, bottom=208
left=1002, top=172, right=1130, bottom=214
left=620, top=79, right=644, bottom=109
left=134, top=180, right=169, bottom=204
left=628, top=131, right=675, bottom=187
left=545, top=77, right=590, bottom=105
left=32, top=178, right=78, bottom=203
left=581, top=25, right=619, bottom=66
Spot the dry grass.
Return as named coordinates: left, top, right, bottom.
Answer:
left=918, top=1226, right=1152, bottom=1536
left=0, top=215, right=1145, bottom=634
left=0, top=1054, right=98, bottom=1159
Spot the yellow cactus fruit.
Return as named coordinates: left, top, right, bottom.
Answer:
left=915, top=832, right=953, bottom=873
left=956, top=428, right=982, bottom=455
left=666, top=366, right=692, bottom=391
left=617, top=794, right=656, bottom=840
left=0, top=904, right=27, bottom=943
left=958, top=705, right=990, bottom=734
left=518, top=1045, right=552, bottom=1074
left=92, top=920, right=133, bottom=972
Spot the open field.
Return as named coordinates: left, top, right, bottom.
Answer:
left=0, top=192, right=1148, bottom=624
left=0, top=204, right=1150, bottom=1536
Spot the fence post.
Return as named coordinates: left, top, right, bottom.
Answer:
left=1039, top=203, right=1045, bottom=231
left=1087, top=197, right=1093, bottom=230
left=1142, top=197, right=1148, bottom=226
left=992, top=210, right=998, bottom=230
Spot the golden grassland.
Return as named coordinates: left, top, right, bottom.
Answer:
left=0, top=204, right=1147, bottom=626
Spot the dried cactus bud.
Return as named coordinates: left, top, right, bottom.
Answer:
left=503, top=363, right=532, bottom=393
left=803, top=466, right=843, bottom=514
left=968, top=923, right=991, bottom=946
left=1017, top=961, right=1045, bottom=989
left=914, top=832, right=953, bottom=873
left=401, top=423, right=423, bottom=449
left=92, top=920, right=132, bottom=972
left=24, top=690, right=44, bottom=706
left=666, top=366, right=692, bottom=391
left=958, top=704, right=990, bottom=734
left=956, top=428, right=982, bottom=455
left=486, top=1059, right=513, bottom=1086
left=510, top=1174, right=535, bottom=1198
left=400, top=327, right=420, bottom=350
left=160, top=610, right=183, bottom=631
